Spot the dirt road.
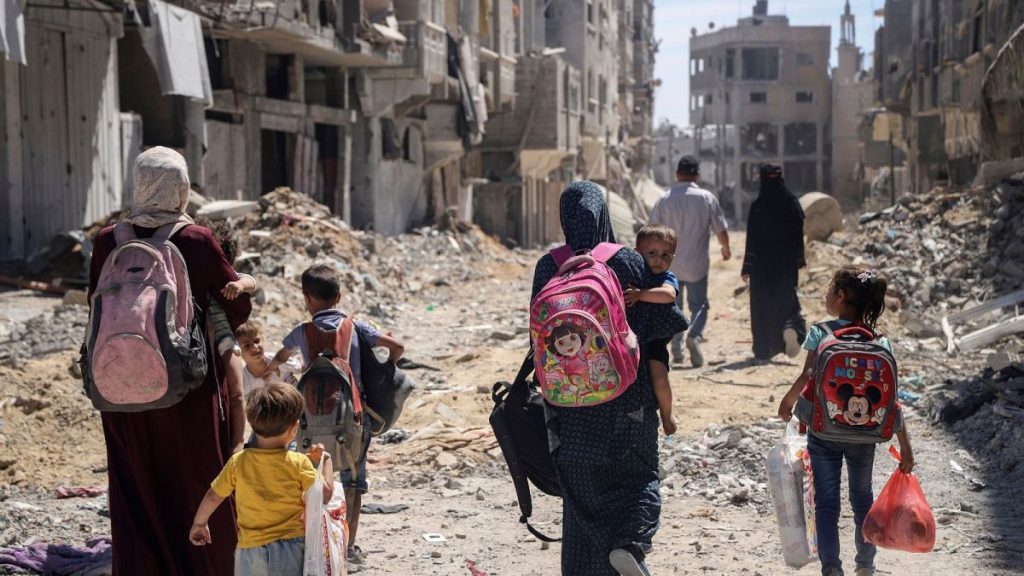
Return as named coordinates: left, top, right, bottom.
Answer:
left=1, top=231, right=1022, bottom=575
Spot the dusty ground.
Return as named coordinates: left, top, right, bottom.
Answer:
left=1, top=232, right=1022, bottom=575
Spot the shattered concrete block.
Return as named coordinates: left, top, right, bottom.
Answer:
left=196, top=200, right=260, bottom=220
left=975, top=157, right=1024, bottom=189
left=799, top=192, right=843, bottom=241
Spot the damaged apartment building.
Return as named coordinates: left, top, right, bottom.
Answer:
left=688, top=0, right=831, bottom=220
left=0, top=0, right=659, bottom=259
left=866, top=0, right=1024, bottom=196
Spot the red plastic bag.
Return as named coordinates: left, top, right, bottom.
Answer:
left=862, top=446, right=936, bottom=553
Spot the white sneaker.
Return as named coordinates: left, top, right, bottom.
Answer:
left=609, top=547, right=652, bottom=576
left=783, top=328, right=801, bottom=358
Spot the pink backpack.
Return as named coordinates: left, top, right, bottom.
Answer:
left=81, top=222, right=208, bottom=412
left=530, top=243, right=639, bottom=407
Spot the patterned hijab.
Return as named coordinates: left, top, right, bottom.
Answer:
left=124, top=147, right=194, bottom=228
left=559, top=180, right=616, bottom=251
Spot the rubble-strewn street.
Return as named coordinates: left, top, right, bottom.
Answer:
left=2, top=186, right=1024, bottom=575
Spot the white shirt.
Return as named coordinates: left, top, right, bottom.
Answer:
left=242, top=352, right=301, bottom=396
left=649, top=182, right=728, bottom=283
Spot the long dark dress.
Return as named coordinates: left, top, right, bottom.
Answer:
left=532, top=182, right=687, bottom=575
left=742, top=166, right=807, bottom=359
left=88, top=224, right=251, bottom=575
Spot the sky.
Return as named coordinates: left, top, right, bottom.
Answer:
left=653, top=0, right=883, bottom=128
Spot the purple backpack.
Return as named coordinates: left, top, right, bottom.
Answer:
left=530, top=243, right=639, bottom=407
left=81, top=222, right=208, bottom=412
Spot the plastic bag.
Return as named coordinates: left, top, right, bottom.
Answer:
left=766, top=419, right=817, bottom=567
left=862, top=446, right=935, bottom=553
left=304, top=454, right=349, bottom=576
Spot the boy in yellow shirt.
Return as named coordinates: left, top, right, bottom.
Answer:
left=189, top=383, right=334, bottom=575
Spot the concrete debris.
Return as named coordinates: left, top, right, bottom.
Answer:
left=799, top=192, right=844, bottom=241
left=195, top=200, right=260, bottom=220
left=824, top=173, right=1024, bottom=319
left=659, top=421, right=781, bottom=512
left=0, top=305, right=88, bottom=368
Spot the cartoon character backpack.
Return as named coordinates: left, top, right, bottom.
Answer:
left=296, top=318, right=367, bottom=480
left=795, top=322, right=899, bottom=443
left=529, top=243, right=639, bottom=407
left=81, top=222, right=208, bottom=412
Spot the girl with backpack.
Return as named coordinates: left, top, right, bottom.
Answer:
left=531, top=181, right=687, bottom=576
left=778, top=266, right=915, bottom=576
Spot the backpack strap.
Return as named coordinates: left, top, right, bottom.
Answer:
left=112, top=222, right=136, bottom=246
left=335, top=317, right=363, bottom=421
left=303, top=322, right=336, bottom=358
left=550, top=245, right=574, bottom=268
left=151, top=221, right=190, bottom=244
left=590, top=242, right=623, bottom=264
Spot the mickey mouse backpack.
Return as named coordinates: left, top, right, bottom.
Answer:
left=795, top=322, right=900, bottom=443
left=529, top=243, right=639, bottom=407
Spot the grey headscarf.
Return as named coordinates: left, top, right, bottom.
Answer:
left=559, top=180, right=617, bottom=251
left=124, top=147, right=194, bottom=228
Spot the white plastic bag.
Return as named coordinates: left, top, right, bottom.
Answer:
left=766, top=419, right=818, bottom=568
left=304, top=454, right=349, bottom=576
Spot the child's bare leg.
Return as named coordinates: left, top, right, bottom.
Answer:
left=346, top=488, right=362, bottom=549
left=650, top=360, right=676, bottom=435
left=223, top=351, right=245, bottom=453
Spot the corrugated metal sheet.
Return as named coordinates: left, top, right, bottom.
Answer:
left=15, top=20, right=122, bottom=259
left=20, top=23, right=70, bottom=258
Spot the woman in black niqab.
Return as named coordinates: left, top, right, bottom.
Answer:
left=531, top=181, right=687, bottom=575
left=742, top=164, right=807, bottom=360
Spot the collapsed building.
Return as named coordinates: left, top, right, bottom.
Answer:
left=870, top=0, right=1024, bottom=195
left=687, top=0, right=832, bottom=221
left=0, top=0, right=659, bottom=261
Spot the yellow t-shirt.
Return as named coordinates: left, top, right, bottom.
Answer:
left=211, top=448, right=318, bottom=549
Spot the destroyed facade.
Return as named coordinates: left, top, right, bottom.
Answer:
left=0, top=0, right=659, bottom=260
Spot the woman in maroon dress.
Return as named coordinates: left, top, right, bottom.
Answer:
left=88, top=147, right=251, bottom=575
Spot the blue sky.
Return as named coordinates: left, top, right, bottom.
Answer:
left=653, top=0, right=883, bottom=128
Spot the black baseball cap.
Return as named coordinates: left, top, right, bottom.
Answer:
left=677, top=155, right=700, bottom=175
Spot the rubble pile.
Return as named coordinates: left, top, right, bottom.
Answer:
left=230, top=188, right=521, bottom=319
left=825, top=172, right=1024, bottom=314
left=0, top=305, right=88, bottom=367
left=660, top=420, right=784, bottom=513
left=927, top=366, right=1024, bottom=487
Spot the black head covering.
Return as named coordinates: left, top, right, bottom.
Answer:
left=560, top=180, right=617, bottom=251
left=742, top=164, right=806, bottom=274
left=753, top=164, right=803, bottom=218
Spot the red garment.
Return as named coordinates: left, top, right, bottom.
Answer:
left=89, top=224, right=251, bottom=576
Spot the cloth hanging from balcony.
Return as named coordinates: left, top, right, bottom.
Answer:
left=446, top=32, right=476, bottom=146
left=135, top=0, right=213, bottom=149
left=0, top=0, right=24, bottom=65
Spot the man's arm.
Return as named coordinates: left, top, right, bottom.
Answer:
left=717, top=230, right=731, bottom=261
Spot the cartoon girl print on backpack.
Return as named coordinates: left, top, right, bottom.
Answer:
left=539, top=320, right=618, bottom=405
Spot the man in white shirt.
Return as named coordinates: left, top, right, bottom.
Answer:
left=649, top=156, right=731, bottom=367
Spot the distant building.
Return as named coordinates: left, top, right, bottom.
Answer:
left=689, top=0, right=831, bottom=219
left=652, top=122, right=695, bottom=187
left=831, top=1, right=875, bottom=207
